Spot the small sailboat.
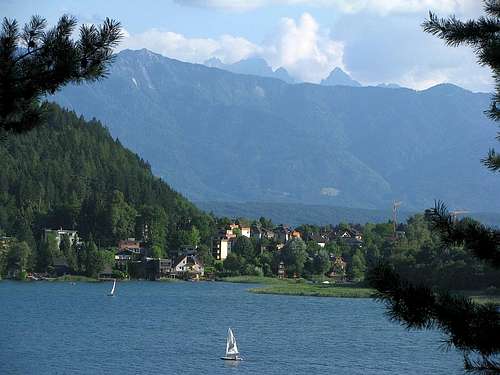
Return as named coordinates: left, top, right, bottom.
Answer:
left=108, top=279, right=116, bottom=296
left=221, top=328, right=242, bottom=361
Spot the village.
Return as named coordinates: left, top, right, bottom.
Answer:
left=3, top=220, right=369, bottom=282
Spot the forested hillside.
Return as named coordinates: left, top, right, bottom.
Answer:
left=55, top=49, right=499, bottom=212
left=0, top=103, right=215, bottom=254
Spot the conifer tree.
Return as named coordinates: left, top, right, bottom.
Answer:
left=368, top=1, right=500, bottom=371
left=0, top=14, right=122, bottom=133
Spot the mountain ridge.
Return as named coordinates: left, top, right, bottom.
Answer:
left=204, top=56, right=295, bottom=83
left=321, top=67, right=362, bottom=87
left=54, top=48, right=499, bottom=212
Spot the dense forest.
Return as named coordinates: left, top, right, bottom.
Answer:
left=0, top=103, right=215, bottom=276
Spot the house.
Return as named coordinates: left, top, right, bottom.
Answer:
left=0, top=236, right=13, bottom=251
left=44, top=228, right=79, bottom=248
left=212, top=236, right=233, bottom=261
left=261, top=228, right=275, bottom=240
left=310, top=233, right=329, bottom=248
left=274, top=225, right=291, bottom=243
left=98, top=265, right=114, bottom=280
left=118, top=238, right=143, bottom=252
left=332, top=228, right=363, bottom=248
left=156, top=258, right=173, bottom=278
left=223, top=223, right=250, bottom=238
left=126, top=257, right=172, bottom=280
left=52, top=257, right=71, bottom=277
left=179, top=245, right=198, bottom=256
left=114, top=249, right=141, bottom=270
left=172, top=255, right=204, bottom=278
left=335, top=228, right=363, bottom=241
left=395, top=230, right=406, bottom=239
left=240, top=227, right=251, bottom=238
left=277, top=261, right=285, bottom=279
left=250, top=224, right=262, bottom=239
left=329, top=256, right=347, bottom=281
left=342, top=237, right=363, bottom=249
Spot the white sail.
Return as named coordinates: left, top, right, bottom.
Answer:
left=226, top=328, right=239, bottom=357
left=109, top=279, right=116, bottom=296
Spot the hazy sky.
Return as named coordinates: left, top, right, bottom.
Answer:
left=2, top=0, right=494, bottom=91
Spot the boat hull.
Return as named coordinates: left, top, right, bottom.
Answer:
left=220, top=357, right=242, bottom=361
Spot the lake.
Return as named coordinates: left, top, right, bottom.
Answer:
left=0, top=281, right=464, bottom=374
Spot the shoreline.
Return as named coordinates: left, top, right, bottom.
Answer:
left=3, top=276, right=498, bottom=303
left=220, top=276, right=374, bottom=298
left=220, top=276, right=500, bottom=302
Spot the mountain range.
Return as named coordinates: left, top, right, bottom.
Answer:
left=320, top=67, right=362, bottom=87
left=54, top=48, right=499, bottom=213
left=204, top=57, right=401, bottom=89
left=204, top=57, right=295, bottom=83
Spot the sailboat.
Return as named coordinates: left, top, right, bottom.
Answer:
left=221, top=328, right=242, bottom=361
left=108, top=279, right=116, bottom=297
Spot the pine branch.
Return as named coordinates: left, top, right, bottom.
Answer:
left=368, top=263, right=500, bottom=360
left=482, top=148, right=500, bottom=171
left=485, top=0, right=500, bottom=18
left=464, top=353, right=500, bottom=373
left=0, top=15, right=122, bottom=133
left=426, top=201, right=500, bottom=268
left=422, top=12, right=500, bottom=48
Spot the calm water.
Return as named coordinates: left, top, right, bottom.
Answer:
left=0, top=281, right=464, bottom=374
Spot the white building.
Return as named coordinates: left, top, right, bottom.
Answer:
left=44, top=229, right=80, bottom=248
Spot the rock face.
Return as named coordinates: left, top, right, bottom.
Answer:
left=204, top=57, right=295, bottom=83
left=54, top=49, right=500, bottom=212
left=320, top=67, right=362, bottom=87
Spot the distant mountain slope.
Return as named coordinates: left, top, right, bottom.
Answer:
left=204, top=57, right=295, bottom=83
left=54, top=49, right=499, bottom=212
left=196, top=201, right=500, bottom=228
left=376, top=83, right=402, bottom=89
left=321, top=67, right=361, bottom=87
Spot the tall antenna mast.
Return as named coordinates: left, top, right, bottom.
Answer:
left=393, top=200, right=402, bottom=239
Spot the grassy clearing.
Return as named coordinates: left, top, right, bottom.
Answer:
left=220, top=275, right=373, bottom=298
left=53, top=275, right=99, bottom=282
left=250, top=283, right=374, bottom=298
left=218, top=276, right=288, bottom=284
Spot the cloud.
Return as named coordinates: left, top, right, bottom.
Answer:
left=119, top=10, right=493, bottom=91
left=262, top=13, right=344, bottom=82
left=120, top=29, right=261, bottom=64
left=120, top=13, right=344, bottom=83
left=333, top=12, right=493, bottom=91
left=174, top=0, right=481, bottom=15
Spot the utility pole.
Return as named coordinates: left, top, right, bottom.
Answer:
left=393, top=200, right=402, bottom=239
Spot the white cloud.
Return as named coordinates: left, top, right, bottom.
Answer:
left=174, top=0, right=481, bottom=15
left=119, top=10, right=493, bottom=91
left=120, top=13, right=344, bottom=83
left=119, top=29, right=260, bottom=64
left=263, top=13, right=344, bottom=82
left=333, top=12, right=493, bottom=92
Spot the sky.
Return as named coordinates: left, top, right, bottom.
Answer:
left=2, top=0, right=494, bottom=91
